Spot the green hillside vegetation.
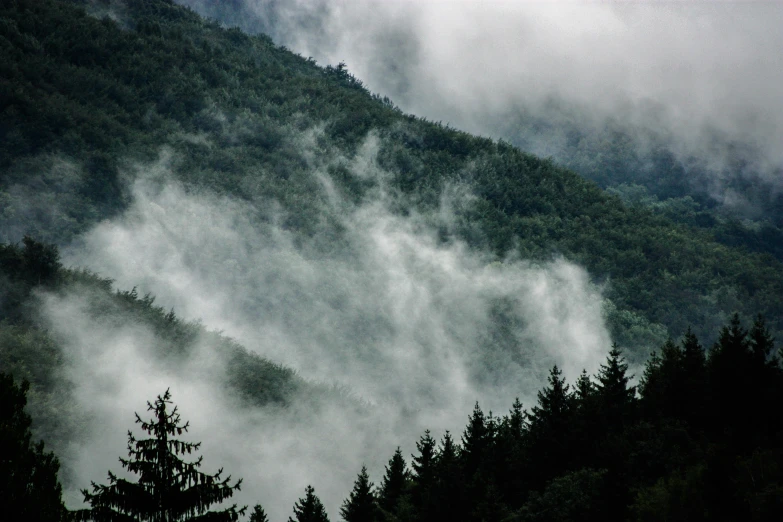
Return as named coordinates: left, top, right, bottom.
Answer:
left=495, top=107, right=783, bottom=261
left=1, top=0, right=782, bottom=350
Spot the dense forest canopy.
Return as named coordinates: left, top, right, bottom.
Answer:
left=1, top=0, right=783, bottom=520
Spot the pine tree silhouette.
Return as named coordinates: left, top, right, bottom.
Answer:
left=249, top=504, right=270, bottom=522
left=289, top=485, right=329, bottom=522
left=340, top=466, right=378, bottom=522
left=0, top=373, right=67, bottom=522
left=73, top=389, right=245, bottom=521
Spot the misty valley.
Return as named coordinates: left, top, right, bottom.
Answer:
left=2, top=1, right=783, bottom=521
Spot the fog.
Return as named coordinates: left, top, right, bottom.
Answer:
left=52, top=137, right=612, bottom=519
left=178, top=0, right=783, bottom=202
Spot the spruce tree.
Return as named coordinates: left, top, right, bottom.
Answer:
left=680, top=327, right=707, bottom=431
left=431, top=432, right=465, bottom=522
left=290, top=485, right=330, bottom=522
left=460, top=402, right=488, bottom=480
left=73, top=389, right=245, bottom=521
left=596, top=345, right=636, bottom=430
left=340, top=466, right=379, bottom=522
left=409, top=431, right=436, bottom=520
left=378, top=448, right=409, bottom=516
left=249, top=504, right=270, bottom=522
left=0, top=373, right=67, bottom=522
left=526, top=366, right=573, bottom=487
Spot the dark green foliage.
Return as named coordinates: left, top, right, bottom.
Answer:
left=249, top=504, right=270, bottom=522
left=340, top=466, right=379, bottom=522
left=460, top=402, right=488, bottom=480
left=72, top=389, right=246, bottom=521
left=0, top=373, right=67, bottom=522
left=357, top=315, right=783, bottom=521
left=378, top=448, right=409, bottom=517
left=408, top=431, right=436, bottom=520
left=513, top=468, right=608, bottom=522
left=526, top=366, right=573, bottom=486
left=289, top=485, right=330, bottom=522
left=1, top=0, right=783, bottom=352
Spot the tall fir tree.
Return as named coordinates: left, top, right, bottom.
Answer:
left=289, top=485, right=330, bottom=522
left=72, top=389, right=245, bottom=521
left=431, top=432, right=465, bottom=522
left=378, top=447, right=409, bottom=517
left=249, top=504, right=270, bottom=522
left=340, top=466, right=379, bottom=522
left=409, top=431, right=436, bottom=521
left=0, top=373, right=67, bottom=522
left=460, top=402, right=488, bottom=480
left=680, top=327, right=708, bottom=431
left=596, top=345, right=636, bottom=430
left=526, top=366, right=573, bottom=487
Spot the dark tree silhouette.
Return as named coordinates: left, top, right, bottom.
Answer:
left=289, top=485, right=329, bottom=522
left=249, top=504, right=270, bottom=522
left=340, top=466, right=379, bottom=522
left=0, top=373, right=67, bottom=522
left=378, top=447, right=409, bottom=517
left=72, top=389, right=245, bottom=521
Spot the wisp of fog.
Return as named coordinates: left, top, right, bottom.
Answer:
left=51, top=136, right=612, bottom=519
left=178, top=0, right=783, bottom=199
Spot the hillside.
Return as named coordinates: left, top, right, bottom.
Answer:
left=1, top=0, right=781, bottom=348
left=2, top=0, right=783, bottom=519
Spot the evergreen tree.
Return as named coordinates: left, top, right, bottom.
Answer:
left=526, top=366, right=573, bottom=486
left=707, top=313, right=752, bottom=445
left=460, top=402, right=488, bottom=480
left=341, top=466, right=379, bottom=522
left=0, top=373, right=67, bottom=522
left=431, top=432, right=465, bottom=522
left=73, top=389, right=245, bottom=521
left=749, top=314, right=775, bottom=367
left=495, top=399, right=528, bottom=509
left=290, top=485, right=330, bottom=522
left=505, top=398, right=527, bottom=443
left=249, top=504, right=270, bottom=522
left=409, top=431, right=436, bottom=520
left=595, top=345, right=636, bottom=430
left=378, top=448, right=409, bottom=516
left=680, top=328, right=707, bottom=431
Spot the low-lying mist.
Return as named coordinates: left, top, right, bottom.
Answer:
left=52, top=137, right=612, bottom=519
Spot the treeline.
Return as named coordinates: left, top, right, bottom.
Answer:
left=328, top=316, right=783, bottom=522
left=4, top=313, right=782, bottom=521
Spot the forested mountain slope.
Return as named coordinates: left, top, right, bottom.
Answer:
left=3, top=1, right=783, bottom=520
left=1, top=0, right=781, bottom=349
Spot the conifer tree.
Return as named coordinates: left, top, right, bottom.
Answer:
left=409, top=430, right=436, bottom=520
left=378, top=448, right=409, bottom=516
left=596, top=345, right=636, bottom=430
left=707, top=314, right=752, bottom=444
left=526, top=366, right=573, bottom=486
left=505, top=398, right=527, bottom=442
left=431, top=432, right=465, bottom=522
left=73, top=389, right=245, bottom=521
left=680, top=327, right=707, bottom=431
left=290, top=485, right=330, bottom=522
left=341, top=466, right=379, bottom=522
left=749, top=314, right=775, bottom=367
left=0, top=373, right=67, bottom=522
left=460, top=402, right=488, bottom=479
left=249, top=504, right=270, bottom=522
